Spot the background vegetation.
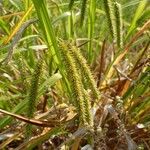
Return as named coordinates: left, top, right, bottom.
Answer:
left=0, top=0, right=149, bottom=149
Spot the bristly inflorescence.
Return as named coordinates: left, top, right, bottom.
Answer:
left=59, top=41, right=99, bottom=126
left=80, top=0, right=88, bottom=26
left=69, top=0, right=75, bottom=10
left=103, top=0, right=123, bottom=48
left=27, top=59, right=43, bottom=118
left=70, top=45, right=100, bottom=101
left=59, top=42, right=88, bottom=125
left=114, top=2, right=123, bottom=48
left=103, top=0, right=117, bottom=43
left=27, top=59, right=43, bottom=136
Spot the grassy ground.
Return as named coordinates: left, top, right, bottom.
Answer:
left=0, top=0, right=150, bottom=149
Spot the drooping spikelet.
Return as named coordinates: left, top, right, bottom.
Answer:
left=83, top=90, right=93, bottom=126
left=70, top=45, right=100, bottom=101
left=59, top=42, right=87, bottom=125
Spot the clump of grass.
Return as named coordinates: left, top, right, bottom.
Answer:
left=0, top=0, right=149, bottom=149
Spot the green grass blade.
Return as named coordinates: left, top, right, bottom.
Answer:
left=31, top=0, right=60, bottom=64
left=126, top=0, right=147, bottom=39
left=88, top=0, right=96, bottom=63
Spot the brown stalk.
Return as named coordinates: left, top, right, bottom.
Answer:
left=97, top=39, right=106, bottom=87
left=0, top=11, right=24, bottom=19
left=0, top=109, right=59, bottom=127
